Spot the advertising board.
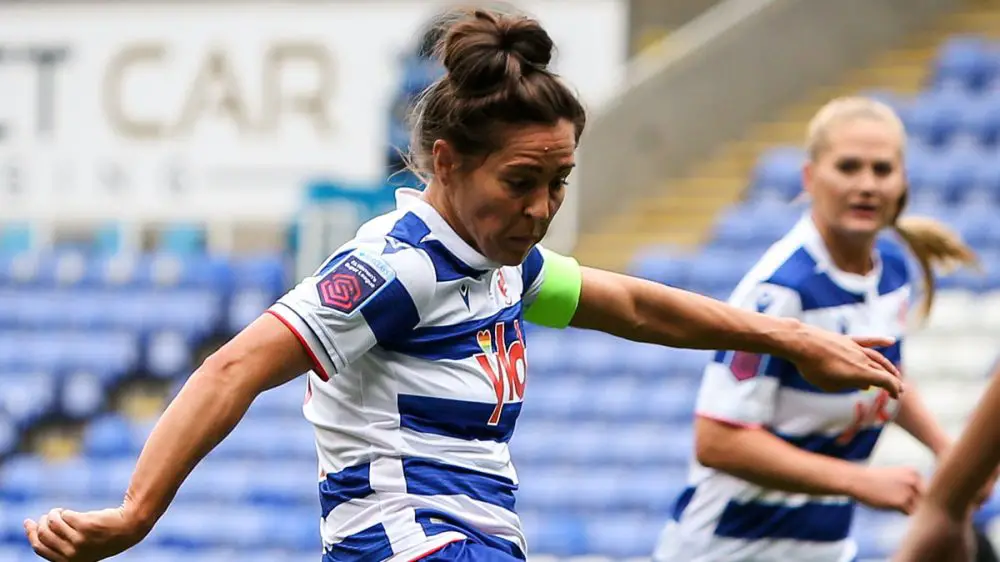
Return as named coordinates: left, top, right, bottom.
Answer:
left=0, top=0, right=627, bottom=227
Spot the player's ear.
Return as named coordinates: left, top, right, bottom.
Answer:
left=801, top=160, right=816, bottom=200
left=433, top=140, right=458, bottom=187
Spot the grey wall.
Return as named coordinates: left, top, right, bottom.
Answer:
left=628, top=0, right=725, bottom=54
left=577, top=0, right=960, bottom=231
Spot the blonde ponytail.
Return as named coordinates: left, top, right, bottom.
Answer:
left=893, top=216, right=979, bottom=321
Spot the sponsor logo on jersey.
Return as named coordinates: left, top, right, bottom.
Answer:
left=474, top=320, right=527, bottom=425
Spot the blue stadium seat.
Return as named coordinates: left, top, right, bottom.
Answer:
left=520, top=327, right=563, bottom=377
left=617, top=468, right=687, bottom=513
left=931, top=35, right=997, bottom=92
left=227, top=288, right=274, bottom=334
left=0, top=372, right=56, bottom=428
left=87, top=459, right=136, bottom=498
left=257, top=506, right=319, bottom=550
left=954, top=204, right=1000, bottom=249
left=605, top=423, right=693, bottom=467
left=564, top=330, right=621, bottom=376
left=636, top=382, right=698, bottom=422
left=60, top=369, right=107, bottom=420
left=0, top=413, right=16, bottom=457
left=146, top=330, right=195, bottom=379
left=515, top=467, right=581, bottom=512
left=904, top=90, right=965, bottom=147
left=627, top=247, right=692, bottom=288
left=134, top=254, right=233, bottom=290
left=520, top=511, right=587, bottom=556
left=82, top=414, right=133, bottom=458
left=249, top=381, right=307, bottom=418
left=231, top=255, right=287, bottom=296
left=149, top=503, right=221, bottom=548
left=245, top=462, right=316, bottom=506
left=711, top=200, right=802, bottom=250
left=584, top=514, right=662, bottom=557
left=750, top=147, right=805, bottom=200
left=686, top=250, right=755, bottom=294
left=0, top=456, right=96, bottom=501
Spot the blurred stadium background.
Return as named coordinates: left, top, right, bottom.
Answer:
left=2, top=0, right=1000, bottom=560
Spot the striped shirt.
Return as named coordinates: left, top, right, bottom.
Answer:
left=268, top=188, right=548, bottom=561
left=653, top=214, right=910, bottom=562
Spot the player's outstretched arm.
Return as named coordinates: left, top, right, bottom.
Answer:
left=23, top=313, right=312, bottom=562
left=570, top=267, right=903, bottom=397
left=894, top=367, right=1000, bottom=562
left=695, top=417, right=925, bottom=513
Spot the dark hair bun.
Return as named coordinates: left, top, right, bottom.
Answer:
left=440, top=9, right=554, bottom=98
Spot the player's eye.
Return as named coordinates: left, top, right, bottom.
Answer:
left=505, top=177, right=536, bottom=193
left=872, top=161, right=895, bottom=177
left=836, top=158, right=863, bottom=174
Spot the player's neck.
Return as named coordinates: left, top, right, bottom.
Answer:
left=421, top=182, right=483, bottom=255
left=813, top=217, right=876, bottom=276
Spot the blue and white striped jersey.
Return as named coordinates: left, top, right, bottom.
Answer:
left=267, top=189, right=546, bottom=561
left=654, top=214, right=911, bottom=562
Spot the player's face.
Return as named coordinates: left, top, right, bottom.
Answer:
left=804, top=118, right=906, bottom=240
left=443, top=119, right=576, bottom=265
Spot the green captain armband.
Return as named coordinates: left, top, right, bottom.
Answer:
left=523, top=248, right=582, bottom=329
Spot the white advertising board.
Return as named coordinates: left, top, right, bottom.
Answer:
left=0, top=0, right=627, bottom=228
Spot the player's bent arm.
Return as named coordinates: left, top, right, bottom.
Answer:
left=918, top=368, right=1000, bottom=518
left=892, top=369, right=1000, bottom=562
left=695, top=416, right=865, bottom=497
left=124, top=313, right=312, bottom=533
left=894, top=383, right=952, bottom=458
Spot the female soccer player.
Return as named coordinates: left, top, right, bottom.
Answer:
left=894, top=361, right=1000, bottom=562
left=652, top=96, right=979, bottom=562
left=23, top=12, right=902, bottom=562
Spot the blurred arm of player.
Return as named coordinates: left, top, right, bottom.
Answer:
left=893, top=366, right=1000, bottom=562
left=24, top=313, right=312, bottom=562
left=570, top=267, right=902, bottom=397
left=895, top=382, right=953, bottom=458
left=695, top=417, right=924, bottom=514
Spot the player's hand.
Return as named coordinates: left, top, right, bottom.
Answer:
left=893, top=502, right=976, bottom=562
left=24, top=506, right=147, bottom=562
left=850, top=466, right=924, bottom=514
left=787, top=323, right=903, bottom=398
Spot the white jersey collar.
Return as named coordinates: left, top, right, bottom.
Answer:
left=394, top=187, right=500, bottom=272
left=794, top=212, right=883, bottom=295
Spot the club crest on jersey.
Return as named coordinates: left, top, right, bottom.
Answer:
left=489, top=269, right=514, bottom=307
left=316, top=250, right=396, bottom=316
left=474, top=320, right=527, bottom=426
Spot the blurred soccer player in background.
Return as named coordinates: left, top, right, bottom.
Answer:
left=653, top=97, right=981, bottom=562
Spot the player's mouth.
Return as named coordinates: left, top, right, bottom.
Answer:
left=509, top=235, right=537, bottom=246
left=847, top=202, right=881, bottom=220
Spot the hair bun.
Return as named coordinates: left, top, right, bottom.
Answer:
left=440, top=9, right=554, bottom=98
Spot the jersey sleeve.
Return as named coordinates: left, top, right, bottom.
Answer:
left=695, top=282, right=802, bottom=427
left=266, top=243, right=435, bottom=380
left=521, top=245, right=582, bottom=329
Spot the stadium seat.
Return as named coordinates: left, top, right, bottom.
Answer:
left=0, top=372, right=56, bottom=428
left=931, top=35, right=997, bottom=92
left=0, top=413, right=16, bottom=458
left=627, top=248, right=693, bottom=288
left=750, top=147, right=805, bottom=199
